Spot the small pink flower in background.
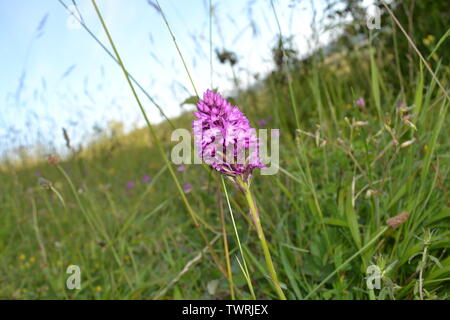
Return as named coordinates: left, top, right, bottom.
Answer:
left=177, top=164, right=186, bottom=172
left=126, top=181, right=136, bottom=189
left=257, top=119, right=267, bottom=126
left=183, top=183, right=193, bottom=194
left=356, top=97, right=365, bottom=108
left=257, top=116, right=272, bottom=127
left=35, top=171, right=42, bottom=177
left=387, top=212, right=410, bottom=229
left=142, top=175, right=152, bottom=183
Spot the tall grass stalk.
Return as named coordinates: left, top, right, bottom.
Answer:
left=155, top=0, right=199, bottom=98
left=58, top=0, right=175, bottom=129
left=218, top=187, right=235, bottom=299
left=91, top=0, right=227, bottom=277
left=221, top=176, right=256, bottom=300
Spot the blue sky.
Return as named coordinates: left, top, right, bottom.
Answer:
left=0, top=0, right=338, bottom=158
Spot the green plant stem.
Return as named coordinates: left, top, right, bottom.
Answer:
left=155, top=0, right=199, bottom=98
left=222, top=177, right=256, bottom=300
left=30, top=197, right=48, bottom=266
left=218, top=187, right=235, bottom=300
left=241, top=180, right=286, bottom=300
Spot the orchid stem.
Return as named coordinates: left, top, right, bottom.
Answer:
left=241, top=180, right=286, bottom=300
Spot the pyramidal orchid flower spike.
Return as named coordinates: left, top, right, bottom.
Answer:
left=192, top=89, right=264, bottom=183
left=192, top=90, right=286, bottom=300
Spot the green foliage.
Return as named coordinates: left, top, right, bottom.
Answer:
left=0, top=0, right=449, bottom=300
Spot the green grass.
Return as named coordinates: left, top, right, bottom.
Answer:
left=0, top=1, right=449, bottom=300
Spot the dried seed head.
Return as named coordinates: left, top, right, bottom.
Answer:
left=353, top=120, right=369, bottom=127
left=402, top=119, right=417, bottom=131
left=47, top=154, right=60, bottom=165
left=387, top=212, right=410, bottom=229
left=398, top=104, right=414, bottom=113
left=400, top=138, right=416, bottom=148
left=38, top=177, right=52, bottom=190
left=365, top=189, right=381, bottom=199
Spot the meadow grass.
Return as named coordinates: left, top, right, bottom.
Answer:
left=0, top=0, right=448, bottom=299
